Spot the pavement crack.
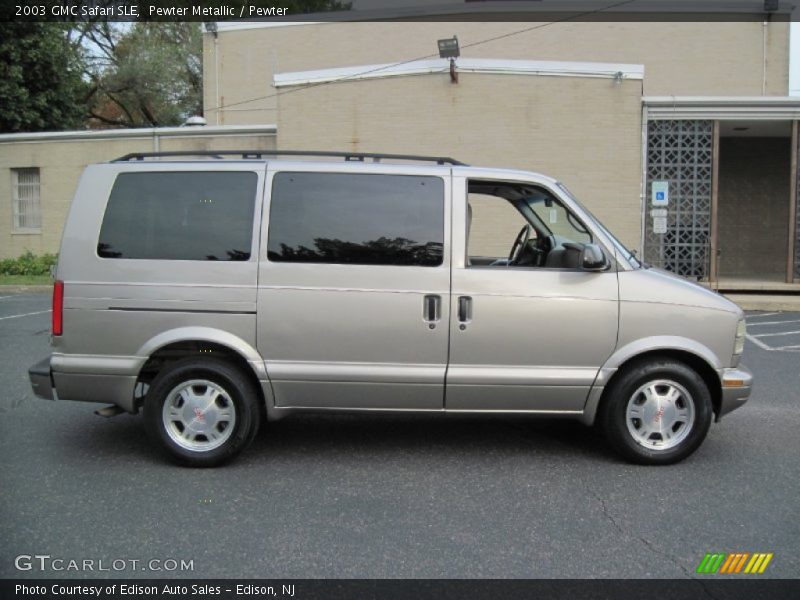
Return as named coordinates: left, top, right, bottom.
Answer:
left=587, top=488, right=722, bottom=600
left=591, top=489, right=627, bottom=538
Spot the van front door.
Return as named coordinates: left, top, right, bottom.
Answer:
left=257, top=166, right=451, bottom=410
left=445, top=175, right=619, bottom=413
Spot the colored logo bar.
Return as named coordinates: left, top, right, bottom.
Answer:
left=696, top=553, right=773, bottom=574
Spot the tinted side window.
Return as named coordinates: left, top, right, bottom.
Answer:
left=98, top=172, right=258, bottom=261
left=267, top=172, right=444, bottom=266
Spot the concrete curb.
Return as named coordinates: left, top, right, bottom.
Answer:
left=724, top=294, right=800, bottom=312
left=0, top=285, right=52, bottom=294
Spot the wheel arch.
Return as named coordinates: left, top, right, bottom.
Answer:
left=585, top=337, right=724, bottom=425
left=133, top=327, right=269, bottom=411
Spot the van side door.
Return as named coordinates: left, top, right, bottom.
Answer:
left=445, top=173, right=619, bottom=413
left=257, top=164, right=452, bottom=410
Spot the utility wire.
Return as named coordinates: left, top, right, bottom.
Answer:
left=206, top=0, right=637, bottom=114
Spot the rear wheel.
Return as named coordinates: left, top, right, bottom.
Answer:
left=144, top=358, right=261, bottom=467
left=598, top=358, right=713, bottom=465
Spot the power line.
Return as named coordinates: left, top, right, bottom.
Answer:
left=206, top=0, right=637, bottom=114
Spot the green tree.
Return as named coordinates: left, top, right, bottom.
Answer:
left=0, top=0, right=352, bottom=131
left=0, top=22, right=88, bottom=132
left=84, top=23, right=202, bottom=127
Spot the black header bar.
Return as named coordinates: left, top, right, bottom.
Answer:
left=1, top=1, right=797, bottom=23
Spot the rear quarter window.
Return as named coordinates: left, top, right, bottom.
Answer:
left=97, top=171, right=258, bottom=261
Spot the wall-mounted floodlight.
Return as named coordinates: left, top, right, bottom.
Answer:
left=438, top=36, right=460, bottom=84
left=437, top=36, right=460, bottom=59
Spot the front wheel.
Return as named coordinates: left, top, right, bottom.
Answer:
left=143, top=358, right=262, bottom=467
left=598, top=358, right=713, bottom=465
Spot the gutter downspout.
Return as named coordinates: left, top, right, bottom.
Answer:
left=640, top=94, right=649, bottom=259
left=762, top=17, right=769, bottom=95
left=214, top=32, right=221, bottom=125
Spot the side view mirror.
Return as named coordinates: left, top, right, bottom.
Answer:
left=581, top=244, right=609, bottom=271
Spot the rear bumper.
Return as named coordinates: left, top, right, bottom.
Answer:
left=28, top=355, right=138, bottom=412
left=717, top=365, right=753, bottom=421
left=28, top=357, right=55, bottom=401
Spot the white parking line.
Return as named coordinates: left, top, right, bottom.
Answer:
left=746, top=319, right=800, bottom=327
left=746, top=312, right=782, bottom=319
left=0, top=310, right=51, bottom=321
left=751, top=330, right=800, bottom=338
left=773, top=345, right=800, bottom=351
left=746, top=334, right=776, bottom=351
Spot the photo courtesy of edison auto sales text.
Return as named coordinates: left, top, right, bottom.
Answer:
left=15, top=584, right=295, bottom=596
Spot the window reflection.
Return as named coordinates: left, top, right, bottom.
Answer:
left=98, top=171, right=257, bottom=261
left=268, top=172, right=445, bottom=267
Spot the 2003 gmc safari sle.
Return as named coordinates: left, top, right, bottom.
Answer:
left=28, top=150, right=752, bottom=467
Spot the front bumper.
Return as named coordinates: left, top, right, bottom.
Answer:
left=29, top=357, right=55, bottom=400
left=717, top=365, right=753, bottom=421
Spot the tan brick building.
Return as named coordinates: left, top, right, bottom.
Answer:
left=199, top=6, right=800, bottom=286
left=0, top=125, right=276, bottom=259
left=2, top=1, right=800, bottom=287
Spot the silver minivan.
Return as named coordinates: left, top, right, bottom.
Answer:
left=29, top=150, right=752, bottom=466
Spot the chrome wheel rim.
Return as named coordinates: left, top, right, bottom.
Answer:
left=162, top=379, right=236, bottom=452
left=625, top=379, right=695, bottom=451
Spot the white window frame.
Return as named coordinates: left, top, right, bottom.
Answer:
left=11, top=167, right=41, bottom=234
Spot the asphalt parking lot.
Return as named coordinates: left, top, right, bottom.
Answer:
left=1, top=293, right=798, bottom=581
left=745, top=312, right=800, bottom=353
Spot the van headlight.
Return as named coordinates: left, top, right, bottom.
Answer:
left=734, top=318, right=746, bottom=358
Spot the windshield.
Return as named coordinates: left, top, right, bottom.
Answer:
left=556, top=182, right=642, bottom=268
left=520, top=191, right=592, bottom=245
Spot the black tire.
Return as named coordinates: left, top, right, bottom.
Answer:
left=598, top=358, right=713, bottom=465
left=143, top=357, right=262, bottom=467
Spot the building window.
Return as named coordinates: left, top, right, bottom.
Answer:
left=267, top=172, right=445, bottom=266
left=11, top=168, right=41, bottom=232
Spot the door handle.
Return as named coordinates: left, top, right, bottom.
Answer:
left=458, top=296, right=472, bottom=323
left=423, top=294, right=441, bottom=324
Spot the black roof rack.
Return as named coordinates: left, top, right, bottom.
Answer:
left=113, top=150, right=466, bottom=166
